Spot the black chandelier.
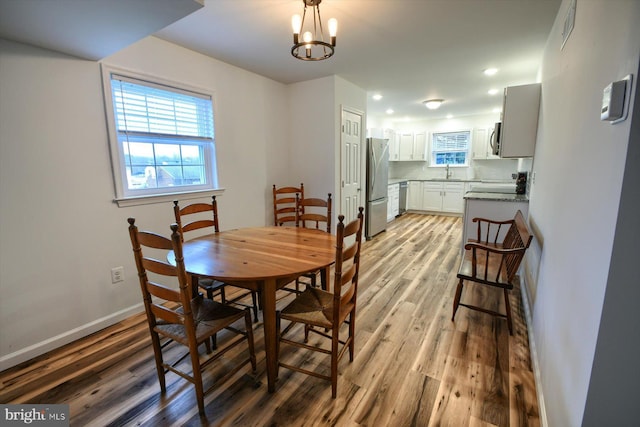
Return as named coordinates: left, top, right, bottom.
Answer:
left=291, top=0, right=337, bottom=61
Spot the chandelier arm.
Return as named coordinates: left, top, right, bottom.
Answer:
left=315, top=4, right=326, bottom=43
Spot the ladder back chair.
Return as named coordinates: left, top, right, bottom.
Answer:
left=273, top=183, right=304, bottom=226
left=452, top=210, right=533, bottom=334
left=276, top=207, right=364, bottom=398
left=296, top=192, right=332, bottom=232
left=127, top=218, right=256, bottom=415
left=173, top=196, right=259, bottom=322
left=294, top=192, right=332, bottom=291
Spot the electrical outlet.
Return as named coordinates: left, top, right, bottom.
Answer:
left=111, top=266, right=124, bottom=283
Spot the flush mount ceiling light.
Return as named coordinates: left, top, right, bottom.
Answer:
left=372, top=94, right=383, bottom=101
left=291, top=0, right=337, bottom=61
left=423, top=99, right=444, bottom=110
left=483, top=68, right=499, bottom=76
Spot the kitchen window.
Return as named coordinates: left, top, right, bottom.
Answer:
left=430, top=130, right=470, bottom=166
left=102, top=66, right=218, bottom=205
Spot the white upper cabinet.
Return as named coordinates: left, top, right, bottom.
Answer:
left=413, top=132, right=427, bottom=161
left=398, top=132, right=414, bottom=160
left=472, top=127, right=499, bottom=160
left=398, top=131, right=427, bottom=161
left=499, top=83, right=541, bottom=158
left=384, top=128, right=400, bottom=161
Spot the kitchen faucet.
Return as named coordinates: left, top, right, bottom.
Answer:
left=446, top=164, right=452, bottom=179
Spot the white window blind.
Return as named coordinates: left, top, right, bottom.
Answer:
left=111, top=75, right=214, bottom=139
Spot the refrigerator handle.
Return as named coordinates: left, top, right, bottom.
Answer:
left=370, top=144, right=377, bottom=192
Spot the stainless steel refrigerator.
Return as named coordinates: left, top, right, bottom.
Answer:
left=365, top=138, right=389, bottom=240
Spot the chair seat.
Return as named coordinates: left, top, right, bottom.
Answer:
left=457, top=249, right=512, bottom=289
left=280, top=287, right=354, bottom=330
left=158, top=298, right=246, bottom=345
left=198, top=277, right=225, bottom=292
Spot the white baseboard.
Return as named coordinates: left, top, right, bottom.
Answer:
left=521, top=263, right=548, bottom=427
left=0, top=303, right=143, bottom=372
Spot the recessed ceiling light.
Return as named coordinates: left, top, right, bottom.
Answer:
left=488, top=89, right=499, bottom=95
left=492, top=107, right=502, bottom=113
left=423, top=99, right=443, bottom=110
left=372, top=94, right=383, bottom=101
left=483, top=68, right=498, bottom=76
left=386, top=108, right=394, bottom=114
left=446, top=114, right=453, bottom=119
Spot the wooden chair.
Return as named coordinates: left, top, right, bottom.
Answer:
left=294, top=192, right=332, bottom=291
left=173, top=196, right=259, bottom=322
left=127, top=218, right=256, bottom=415
left=273, top=183, right=304, bottom=226
left=452, top=210, right=533, bottom=335
left=276, top=207, right=364, bottom=398
left=296, top=192, right=332, bottom=232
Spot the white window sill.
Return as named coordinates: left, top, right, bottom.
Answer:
left=114, top=188, right=225, bottom=208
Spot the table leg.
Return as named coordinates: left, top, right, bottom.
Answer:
left=262, top=278, right=277, bottom=392
left=320, top=266, right=330, bottom=291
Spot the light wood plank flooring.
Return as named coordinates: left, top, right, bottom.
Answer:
left=0, top=214, right=539, bottom=426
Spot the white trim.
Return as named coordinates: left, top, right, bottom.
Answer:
left=521, top=260, right=548, bottom=427
left=0, top=303, right=144, bottom=372
left=114, top=188, right=225, bottom=207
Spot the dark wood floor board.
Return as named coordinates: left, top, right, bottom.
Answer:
left=0, top=214, right=539, bottom=426
left=508, top=369, right=540, bottom=427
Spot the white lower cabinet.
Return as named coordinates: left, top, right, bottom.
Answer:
left=422, top=182, right=443, bottom=211
left=406, top=180, right=465, bottom=214
left=442, top=183, right=465, bottom=213
left=407, top=181, right=423, bottom=210
left=387, top=183, right=400, bottom=221
left=421, top=181, right=465, bottom=213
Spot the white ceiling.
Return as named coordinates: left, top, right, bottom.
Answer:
left=0, top=0, right=562, bottom=124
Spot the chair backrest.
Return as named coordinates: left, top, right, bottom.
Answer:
left=471, top=210, right=533, bottom=283
left=127, top=218, right=195, bottom=334
left=173, top=196, right=219, bottom=241
left=502, top=210, right=533, bottom=280
left=332, top=207, right=364, bottom=321
left=296, top=193, right=332, bottom=232
left=273, top=183, right=304, bottom=226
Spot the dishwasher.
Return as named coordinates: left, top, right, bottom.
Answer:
left=398, top=181, right=408, bottom=215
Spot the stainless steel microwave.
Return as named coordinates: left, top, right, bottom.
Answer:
left=490, top=122, right=502, bottom=156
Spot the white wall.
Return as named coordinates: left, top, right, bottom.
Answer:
left=526, top=0, right=640, bottom=425
left=288, top=75, right=367, bottom=227
left=0, top=37, right=289, bottom=369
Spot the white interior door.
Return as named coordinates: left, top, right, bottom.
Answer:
left=341, top=108, right=363, bottom=224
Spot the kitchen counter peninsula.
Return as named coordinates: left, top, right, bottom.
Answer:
left=461, top=192, right=529, bottom=252
left=464, top=192, right=529, bottom=202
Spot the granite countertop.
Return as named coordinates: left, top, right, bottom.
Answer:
left=388, top=178, right=483, bottom=185
left=464, top=192, right=529, bottom=202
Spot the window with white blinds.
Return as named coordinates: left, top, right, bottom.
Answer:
left=431, top=130, right=470, bottom=166
left=103, top=67, right=218, bottom=201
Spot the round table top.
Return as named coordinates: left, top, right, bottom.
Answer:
left=173, top=226, right=336, bottom=282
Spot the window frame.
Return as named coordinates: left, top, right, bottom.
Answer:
left=429, top=129, right=471, bottom=167
left=101, top=65, right=221, bottom=206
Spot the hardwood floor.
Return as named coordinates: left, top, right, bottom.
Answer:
left=0, top=214, right=539, bottom=426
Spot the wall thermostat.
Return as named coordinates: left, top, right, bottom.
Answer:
left=601, top=74, right=633, bottom=124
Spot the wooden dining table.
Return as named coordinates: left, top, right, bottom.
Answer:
left=170, top=226, right=336, bottom=392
